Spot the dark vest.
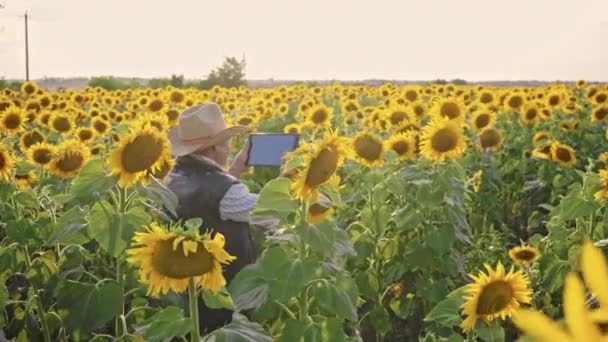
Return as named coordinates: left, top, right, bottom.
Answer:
left=166, top=155, right=256, bottom=282
left=166, top=155, right=256, bottom=333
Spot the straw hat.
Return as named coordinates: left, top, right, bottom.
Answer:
left=168, top=103, right=247, bottom=157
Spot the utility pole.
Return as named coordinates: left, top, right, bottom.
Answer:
left=24, top=11, right=30, bottom=81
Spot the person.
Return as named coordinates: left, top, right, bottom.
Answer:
left=165, top=102, right=259, bottom=333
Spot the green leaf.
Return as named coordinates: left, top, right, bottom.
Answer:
left=203, top=288, right=236, bottom=310
left=88, top=201, right=150, bottom=257
left=367, top=306, right=391, bottom=336
left=56, top=280, right=123, bottom=333
left=14, top=190, right=39, bottom=209
left=26, top=252, right=59, bottom=289
left=476, top=321, right=505, bottom=342
left=229, top=263, right=269, bottom=311
left=279, top=319, right=315, bottom=342
left=47, top=206, right=91, bottom=245
left=424, top=286, right=467, bottom=327
left=554, top=184, right=600, bottom=221
left=251, top=178, right=296, bottom=219
left=0, top=283, right=8, bottom=307
left=426, top=226, right=455, bottom=254
left=69, top=159, right=117, bottom=203
left=136, top=176, right=178, bottom=217
left=269, top=257, right=317, bottom=302
left=202, top=313, right=271, bottom=342
left=314, top=283, right=358, bottom=321
left=389, top=297, right=415, bottom=320
left=133, top=306, right=191, bottom=342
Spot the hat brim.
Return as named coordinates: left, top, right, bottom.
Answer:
left=168, top=125, right=249, bottom=157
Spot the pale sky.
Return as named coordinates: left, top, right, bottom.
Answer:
left=1, top=0, right=607, bottom=81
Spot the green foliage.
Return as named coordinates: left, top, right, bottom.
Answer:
left=199, top=57, right=247, bottom=89
left=88, top=76, right=140, bottom=90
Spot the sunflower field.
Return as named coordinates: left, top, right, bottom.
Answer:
left=0, top=80, right=608, bottom=341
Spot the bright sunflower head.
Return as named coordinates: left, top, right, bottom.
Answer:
left=592, top=106, right=608, bottom=123
left=27, top=142, right=55, bottom=168
left=550, top=142, right=576, bottom=168
left=470, top=109, right=496, bottom=131
left=108, top=127, right=170, bottom=188
left=291, top=131, right=348, bottom=201
left=0, top=106, right=25, bottom=134
left=75, top=127, right=95, bottom=143
left=0, top=145, right=15, bottom=182
left=352, top=131, right=385, bottom=167
left=460, top=262, right=532, bottom=331
left=14, top=171, right=38, bottom=190
left=432, top=97, right=466, bottom=122
left=127, top=223, right=235, bottom=297
left=307, top=194, right=334, bottom=225
left=92, top=118, right=111, bottom=136
left=21, top=81, right=39, bottom=96
left=385, top=132, right=418, bottom=161
left=305, top=104, right=333, bottom=129
left=385, top=106, right=411, bottom=127
left=48, top=140, right=91, bottom=178
left=520, top=104, right=542, bottom=127
left=594, top=169, right=608, bottom=201
left=508, top=245, right=541, bottom=265
left=532, top=131, right=550, bottom=146
left=19, top=129, right=45, bottom=151
left=477, top=127, right=503, bottom=152
left=49, top=112, right=75, bottom=135
left=419, top=118, right=467, bottom=163
left=505, top=94, right=525, bottom=112
left=546, top=91, right=564, bottom=108
left=283, top=123, right=301, bottom=134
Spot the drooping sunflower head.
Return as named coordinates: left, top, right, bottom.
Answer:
left=48, top=140, right=91, bottom=178
left=532, top=131, right=551, bottom=146
left=307, top=193, right=334, bottom=225
left=477, top=127, right=503, bottom=152
left=419, top=118, right=467, bottom=163
left=508, top=245, right=541, bottom=265
left=0, top=106, right=25, bottom=134
left=291, top=131, right=348, bottom=201
left=460, top=262, right=532, bottom=331
left=385, top=132, right=418, bottom=161
left=306, top=104, right=333, bottom=128
left=352, top=131, right=385, bottom=167
left=19, top=129, right=45, bottom=151
left=550, top=142, right=576, bottom=168
left=127, top=223, right=236, bottom=297
left=14, top=171, right=38, bottom=190
left=27, top=142, right=55, bottom=168
left=108, top=126, right=170, bottom=188
left=0, top=144, right=15, bottom=182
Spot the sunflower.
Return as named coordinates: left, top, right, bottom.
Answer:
left=460, top=262, right=532, bottom=331
left=49, top=112, right=75, bottom=135
left=532, top=143, right=553, bottom=160
left=127, top=223, right=235, bottom=296
left=90, top=144, right=105, bottom=156
left=27, top=142, right=55, bottom=168
left=470, top=109, right=496, bottom=131
left=21, top=81, right=38, bottom=96
left=508, top=245, right=540, bottom=265
left=513, top=242, right=608, bottom=341
left=75, top=127, right=95, bottom=143
left=385, top=132, right=418, bottom=161
left=165, top=109, right=181, bottom=126
left=145, top=155, right=176, bottom=183
left=470, top=169, right=483, bottom=193
left=594, top=91, right=608, bottom=106
left=305, top=104, right=333, bottom=129
left=432, top=97, right=466, bottom=122
left=477, top=127, right=502, bottom=152
left=419, top=118, right=467, bottom=162
left=477, top=90, right=496, bottom=106
left=108, top=127, right=170, bottom=188
left=48, top=140, right=90, bottom=178
left=592, top=106, right=608, bottom=123
left=551, top=142, right=576, bottom=168
left=560, top=120, right=580, bottom=132
left=352, top=131, right=385, bottom=167
left=533, top=131, right=550, bottom=146
left=291, top=131, right=348, bottom=201
left=307, top=193, right=334, bottom=224
left=14, top=171, right=38, bottom=190
left=0, top=145, right=15, bottom=181
left=92, top=118, right=110, bottom=136
left=594, top=169, right=608, bottom=201
left=283, top=123, right=301, bottom=134
left=546, top=91, right=564, bottom=108
left=520, top=104, right=542, bottom=127
left=147, top=98, right=165, bottom=112
left=19, top=129, right=45, bottom=150
left=0, top=106, right=25, bottom=134
left=505, top=93, right=525, bottom=112
left=385, top=106, right=411, bottom=127
left=168, top=90, right=185, bottom=104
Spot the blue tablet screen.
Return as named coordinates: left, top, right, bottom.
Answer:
left=247, top=134, right=299, bottom=167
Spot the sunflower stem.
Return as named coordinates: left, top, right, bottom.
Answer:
left=298, top=200, right=310, bottom=321
left=188, top=278, right=201, bottom=342
left=115, top=259, right=124, bottom=337
left=34, top=294, right=51, bottom=342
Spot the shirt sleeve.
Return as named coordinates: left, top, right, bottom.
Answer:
left=219, top=183, right=258, bottom=223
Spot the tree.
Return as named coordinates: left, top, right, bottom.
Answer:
left=199, top=56, right=246, bottom=89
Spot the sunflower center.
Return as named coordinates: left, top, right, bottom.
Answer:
left=304, top=147, right=339, bottom=188
left=148, top=100, right=164, bottom=112
left=392, top=141, right=409, bottom=155
left=23, top=131, right=44, bottom=148
left=0, top=152, right=5, bottom=169
left=57, top=153, right=84, bottom=172
left=514, top=250, right=536, bottom=261
left=480, top=93, right=493, bottom=103
left=53, top=117, right=72, bottom=132
left=549, top=95, right=560, bottom=106
left=170, top=92, right=184, bottom=103
left=311, top=109, right=328, bottom=124
left=440, top=102, right=461, bottom=119
left=121, top=134, right=164, bottom=173
left=413, top=105, right=424, bottom=117
left=238, top=117, right=253, bottom=126
left=78, top=130, right=93, bottom=141
left=390, top=111, right=407, bottom=125
left=525, top=109, right=538, bottom=120
left=480, top=129, right=501, bottom=149
left=405, top=90, right=418, bottom=102
left=596, top=94, right=607, bottom=103
left=475, top=114, right=490, bottom=128
left=33, top=148, right=53, bottom=165
left=151, top=238, right=213, bottom=278
left=4, top=114, right=22, bottom=129
left=508, top=96, right=523, bottom=109
left=555, top=147, right=572, bottom=162
left=430, top=128, right=458, bottom=153
left=596, top=108, right=608, bottom=120
left=166, top=110, right=179, bottom=122
left=354, top=136, right=383, bottom=161
left=476, top=280, right=514, bottom=315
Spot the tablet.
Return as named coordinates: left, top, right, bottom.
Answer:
left=246, top=133, right=299, bottom=167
